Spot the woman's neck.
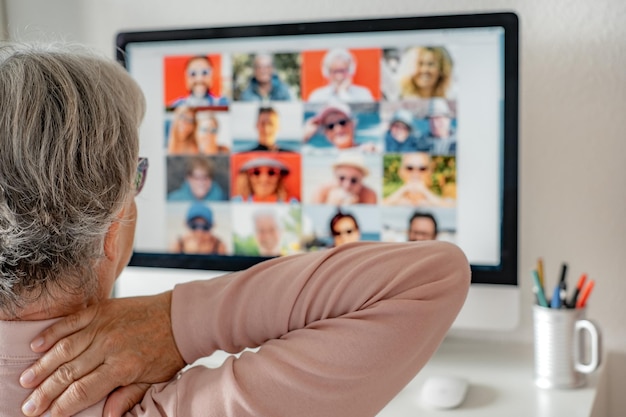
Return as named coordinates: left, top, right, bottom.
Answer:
left=1, top=294, right=91, bottom=321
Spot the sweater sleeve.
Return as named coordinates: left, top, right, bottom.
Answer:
left=129, top=240, right=470, bottom=417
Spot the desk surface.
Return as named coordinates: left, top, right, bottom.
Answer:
left=377, top=337, right=600, bottom=417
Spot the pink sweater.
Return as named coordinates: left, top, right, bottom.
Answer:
left=0, top=319, right=104, bottom=416
left=1, top=241, right=469, bottom=416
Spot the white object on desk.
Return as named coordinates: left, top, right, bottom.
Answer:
left=420, top=375, right=469, bottom=409
left=377, top=337, right=603, bottom=416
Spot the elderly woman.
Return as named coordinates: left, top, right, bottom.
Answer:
left=308, top=48, right=374, bottom=103
left=0, top=42, right=145, bottom=414
left=1, top=42, right=470, bottom=417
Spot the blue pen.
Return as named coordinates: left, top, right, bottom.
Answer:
left=550, top=283, right=562, bottom=308
left=532, top=270, right=549, bottom=307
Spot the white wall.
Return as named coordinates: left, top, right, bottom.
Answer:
left=0, top=0, right=6, bottom=39
left=6, top=0, right=626, bottom=357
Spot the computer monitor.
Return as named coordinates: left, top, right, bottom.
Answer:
left=115, top=12, right=519, bottom=331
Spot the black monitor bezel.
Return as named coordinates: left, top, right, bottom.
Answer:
left=118, top=12, right=519, bottom=286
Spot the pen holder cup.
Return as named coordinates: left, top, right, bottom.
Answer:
left=532, top=305, right=602, bottom=389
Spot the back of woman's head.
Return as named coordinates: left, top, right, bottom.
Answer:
left=0, top=42, right=145, bottom=317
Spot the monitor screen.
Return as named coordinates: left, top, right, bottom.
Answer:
left=117, top=12, right=518, bottom=290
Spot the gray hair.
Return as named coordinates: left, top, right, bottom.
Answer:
left=253, top=208, right=281, bottom=230
left=322, top=48, right=356, bottom=78
left=0, top=42, right=145, bottom=317
left=253, top=52, right=274, bottom=67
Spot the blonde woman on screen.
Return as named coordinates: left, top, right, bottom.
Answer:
left=399, top=46, right=453, bottom=99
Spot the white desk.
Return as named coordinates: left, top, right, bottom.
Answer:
left=377, top=337, right=602, bottom=417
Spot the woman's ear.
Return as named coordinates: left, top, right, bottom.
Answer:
left=103, top=213, right=123, bottom=262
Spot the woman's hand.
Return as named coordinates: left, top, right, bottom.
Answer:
left=20, top=292, right=185, bottom=417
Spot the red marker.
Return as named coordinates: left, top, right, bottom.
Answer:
left=568, top=273, right=587, bottom=308
left=576, top=279, right=595, bottom=309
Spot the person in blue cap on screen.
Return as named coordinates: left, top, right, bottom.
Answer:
left=170, top=202, right=226, bottom=254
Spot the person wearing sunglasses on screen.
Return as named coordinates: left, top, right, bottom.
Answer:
left=383, top=152, right=452, bottom=207
left=169, top=203, right=227, bottom=255
left=1, top=42, right=470, bottom=417
left=312, top=152, right=377, bottom=205
left=329, top=209, right=362, bottom=247
left=303, top=101, right=379, bottom=152
left=169, top=55, right=228, bottom=109
left=195, top=111, right=231, bottom=154
left=232, top=157, right=298, bottom=203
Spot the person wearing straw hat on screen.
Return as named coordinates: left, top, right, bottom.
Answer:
left=233, top=157, right=298, bottom=203
left=312, top=152, right=377, bottom=205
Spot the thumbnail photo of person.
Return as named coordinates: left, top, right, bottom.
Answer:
left=230, top=102, right=302, bottom=153
left=167, top=202, right=231, bottom=255
left=381, top=46, right=454, bottom=101
left=382, top=152, right=456, bottom=207
left=230, top=152, right=302, bottom=203
left=379, top=100, right=430, bottom=153
left=380, top=99, right=457, bottom=155
left=380, top=48, right=403, bottom=101
left=305, top=152, right=380, bottom=205
left=231, top=204, right=302, bottom=257
left=380, top=206, right=457, bottom=243
left=301, top=48, right=380, bottom=103
left=163, top=54, right=230, bottom=109
left=384, top=108, right=424, bottom=153
left=231, top=52, right=299, bottom=102
left=300, top=205, right=380, bottom=251
left=398, top=46, right=454, bottom=100
left=302, top=100, right=382, bottom=153
left=167, top=155, right=229, bottom=202
left=165, top=107, right=231, bottom=155
left=166, top=106, right=200, bottom=154
left=422, top=98, right=457, bottom=156
left=196, top=110, right=231, bottom=154
left=328, top=209, right=361, bottom=247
